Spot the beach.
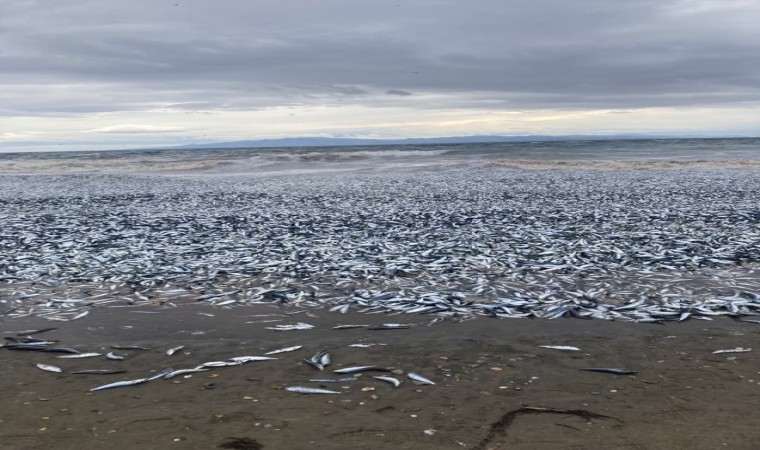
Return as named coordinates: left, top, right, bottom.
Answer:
left=2, top=142, right=760, bottom=449
left=2, top=304, right=760, bottom=450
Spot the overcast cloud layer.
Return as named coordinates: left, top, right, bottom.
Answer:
left=2, top=0, right=759, bottom=151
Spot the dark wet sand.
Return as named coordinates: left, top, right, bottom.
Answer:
left=2, top=304, right=760, bottom=450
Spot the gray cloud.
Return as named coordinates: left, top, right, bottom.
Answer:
left=387, top=89, right=413, bottom=96
left=1, top=0, right=759, bottom=134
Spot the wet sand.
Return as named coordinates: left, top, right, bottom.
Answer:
left=2, top=305, right=759, bottom=450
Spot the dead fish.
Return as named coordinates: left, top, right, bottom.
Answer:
left=334, top=366, right=391, bottom=374
left=56, top=352, right=102, bottom=359
left=407, top=372, right=436, bottom=385
left=106, top=352, right=125, bottom=360
left=71, top=310, right=90, bottom=320
left=712, top=347, right=752, bottom=354
left=111, top=345, right=150, bottom=350
left=319, top=352, right=331, bottom=367
left=308, top=377, right=355, bottom=383
left=36, top=347, right=81, bottom=354
left=265, top=322, right=314, bottom=331
left=303, top=358, right=322, bottom=371
left=199, top=361, right=242, bottom=368
left=539, top=345, right=581, bottom=351
left=264, top=345, right=303, bottom=355
left=285, top=386, right=341, bottom=394
left=228, top=356, right=277, bottom=363
left=5, top=337, right=58, bottom=344
left=368, top=324, right=410, bottom=330
left=36, top=363, right=62, bottom=373
left=166, top=345, right=185, bottom=356
left=304, top=351, right=331, bottom=370
left=329, top=304, right=351, bottom=314
left=214, top=299, right=238, bottom=307
left=163, top=367, right=209, bottom=379
left=373, top=376, right=402, bottom=387
left=581, top=368, right=638, bottom=375
left=146, top=368, right=174, bottom=381
left=332, top=325, right=370, bottom=330
left=5, top=344, right=79, bottom=354
left=16, top=327, right=57, bottom=336
left=71, top=369, right=127, bottom=375
left=90, top=378, right=149, bottom=392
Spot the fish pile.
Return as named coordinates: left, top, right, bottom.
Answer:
left=1, top=167, right=759, bottom=323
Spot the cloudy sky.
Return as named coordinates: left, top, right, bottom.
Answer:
left=2, top=0, right=759, bottom=151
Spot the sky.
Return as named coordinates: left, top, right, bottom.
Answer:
left=1, top=0, right=760, bottom=152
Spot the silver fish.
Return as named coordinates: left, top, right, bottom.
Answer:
left=106, top=351, right=125, bottom=360
left=163, top=367, right=209, bottom=379
left=264, top=345, right=303, bottom=355
left=146, top=368, right=174, bottom=381
left=111, top=345, right=150, bottom=350
left=368, top=324, right=411, bottom=330
left=71, top=369, right=127, bottom=375
left=16, top=327, right=57, bottom=336
left=71, top=310, right=89, bottom=320
left=166, top=345, right=185, bottom=356
left=712, top=347, right=752, bottom=354
left=407, top=372, right=436, bottom=385
left=36, top=363, right=62, bottom=373
left=228, top=356, right=277, bottom=363
left=581, top=368, right=637, bottom=375
left=539, top=345, right=581, bottom=351
left=56, top=352, right=102, bottom=359
left=373, top=376, right=402, bottom=387
left=334, top=365, right=390, bottom=374
left=214, top=299, right=238, bottom=306
left=199, top=360, right=242, bottom=368
left=266, top=322, right=314, bottom=331
left=303, top=358, right=324, bottom=371
left=308, top=377, right=355, bottom=383
left=90, top=378, right=149, bottom=392
left=285, top=386, right=341, bottom=394
left=6, top=345, right=79, bottom=354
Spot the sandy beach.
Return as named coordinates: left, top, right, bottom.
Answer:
left=2, top=304, right=760, bottom=450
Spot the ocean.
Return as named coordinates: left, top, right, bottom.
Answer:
left=1, top=137, right=758, bottom=176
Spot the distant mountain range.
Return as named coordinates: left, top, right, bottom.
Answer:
left=174, top=134, right=729, bottom=149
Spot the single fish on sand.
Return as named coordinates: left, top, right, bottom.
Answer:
left=407, top=372, right=436, bottom=385
left=285, top=386, right=341, bottom=394
left=539, top=345, right=581, bottom=351
left=581, top=368, right=637, bottom=375
left=36, top=363, right=62, bottom=373
left=712, top=347, right=751, bottom=354
left=264, top=345, right=303, bottom=355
